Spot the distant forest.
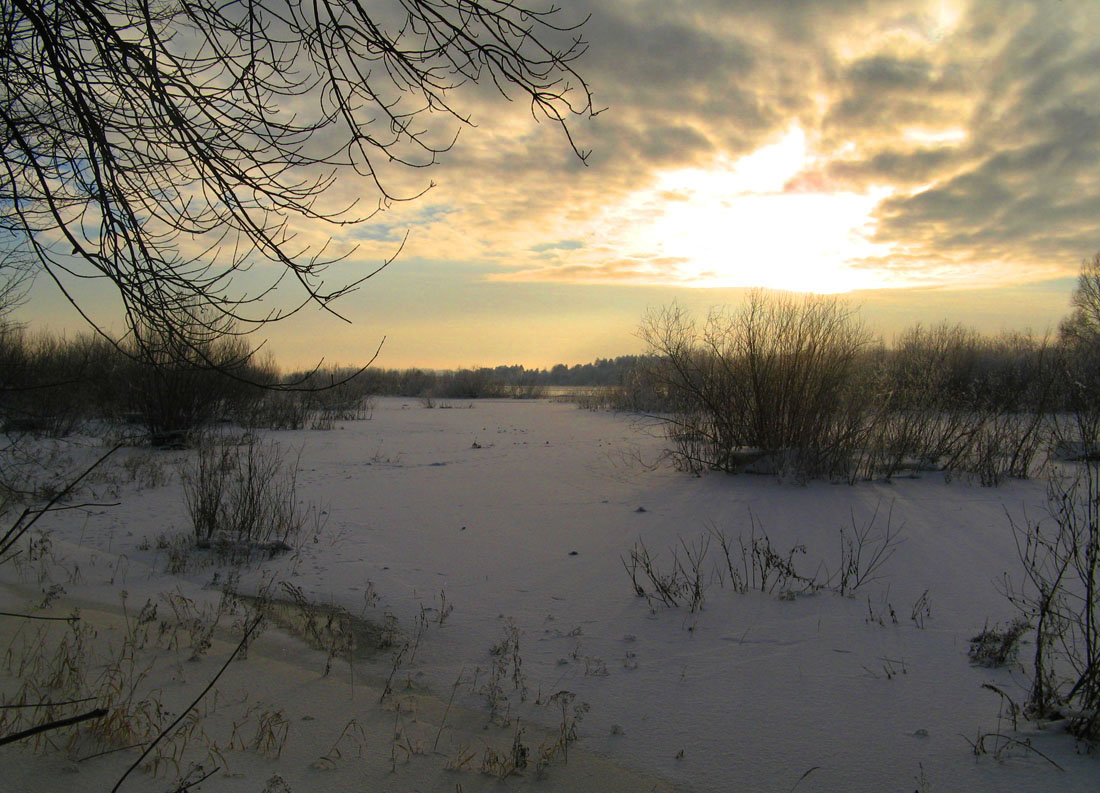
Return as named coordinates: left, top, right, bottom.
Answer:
left=352, top=356, right=647, bottom=397
left=0, top=327, right=646, bottom=441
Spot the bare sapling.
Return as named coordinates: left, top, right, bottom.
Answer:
left=831, top=501, right=904, bottom=596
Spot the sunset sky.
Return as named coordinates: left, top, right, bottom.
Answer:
left=21, top=0, right=1100, bottom=369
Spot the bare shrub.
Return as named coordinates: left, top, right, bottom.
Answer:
left=0, top=324, right=279, bottom=443
left=434, top=368, right=506, bottom=400
left=722, top=517, right=818, bottom=596
left=244, top=391, right=311, bottom=431
left=640, top=300, right=1056, bottom=485
left=1005, top=462, right=1100, bottom=738
left=504, top=380, right=546, bottom=399
left=859, top=323, right=976, bottom=479
left=0, top=330, right=119, bottom=437
left=626, top=506, right=903, bottom=613
left=623, top=536, right=711, bottom=611
left=830, top=501, right=904, bottom=596
left=121, top=321, right=266, bottom=445
left=181, top=434, right=320, bottom=553
left=1053, top=256, right=1100, bottom=459
left=242, top=366, right=375, bottom=431
left=960, top=331, right=1055, bottom=485
left=638, top=293, right=873, bottom=479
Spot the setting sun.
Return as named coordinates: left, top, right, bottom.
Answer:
left=590, top=126, right=896, bottom=293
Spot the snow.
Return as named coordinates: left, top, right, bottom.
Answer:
left=3, top=397, right=1097, bottom=792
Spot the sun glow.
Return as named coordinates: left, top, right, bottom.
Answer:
left=598, top=126, right=896, bottom=293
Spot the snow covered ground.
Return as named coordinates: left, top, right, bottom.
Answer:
left=3, top=397, right=1097, bottom=792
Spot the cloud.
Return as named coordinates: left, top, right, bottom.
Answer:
left=861, top=1, right=1100, bottom=274
left=493, top=254, right=695, bottom=285
left=314, top=0, right=1100, bottom=295
left=530, top=240, right=585, bottom=253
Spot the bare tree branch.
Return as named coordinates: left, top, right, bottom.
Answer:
left=0, top=0, right=595, bottom=361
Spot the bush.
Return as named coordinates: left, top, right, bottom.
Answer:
left=120, top=320, right=269, bottom=444
left=0, top=322, right=277, bottom=443
left=1005, top=462, right=1100, bottom=738
left=637, top=296, right=1058, bottom=484
left=181, top=434, right=318, bottom=553
left=432, top=368, right=505, bottom=399
left=857, top=325, right=1054, bottom=484
left=0, top=329, right=118, bottom=436
left=638, top=293, right=873, bottom=478
left=1050, top=253, right=1100, bottom=457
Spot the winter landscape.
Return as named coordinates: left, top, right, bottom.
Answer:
left=5, top=0, right=1100, bottom=791
left=3, top=386, right=1100, bottom=792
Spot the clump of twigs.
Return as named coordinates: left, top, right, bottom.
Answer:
left=830, top=502, right=904, bottom=596
left=622, top=535, right=711, bottom=611
left=624, top=503, right=904, bottom=616
left=969, top=618, right=1029, bottom=668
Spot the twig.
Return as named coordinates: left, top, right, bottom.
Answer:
left=961, top=731, right=1065, bottom=771
left=0, top=707, right=107, bottom=747
left=0, top=611, right=80, bottom=621
left=0, top=444, right=123, bottom=559
left=433, top=667, right=464, bottom=753
left=1, top=695, right=97, bottom=710
left=170, top=765, right=220, bottom=792
left=790, top=766, right=821, bottom=792
left=77, top=741, right=147, bottom=763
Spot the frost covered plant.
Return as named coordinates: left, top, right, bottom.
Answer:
left=534, top=690, right=589, bottom=775
left=480, top=724, right=529, bottom=779
left=709, top=516, right=817, bottom=596
left=230, top=703, right=290, bottom=758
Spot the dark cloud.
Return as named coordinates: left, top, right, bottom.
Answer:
left=824, top=53, right=970, bottom=133
left=862, top=2, right=1100, bottom=272
left=585, top=14, right=756, bottom=91
left=531, top=240, right=585, bottom=253
left=848, top=55, right=935, bottom=89
left=823, top=147, right=961, bottom=187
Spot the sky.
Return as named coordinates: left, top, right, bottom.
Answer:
left=19, top=0, right=1100, bottom=369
